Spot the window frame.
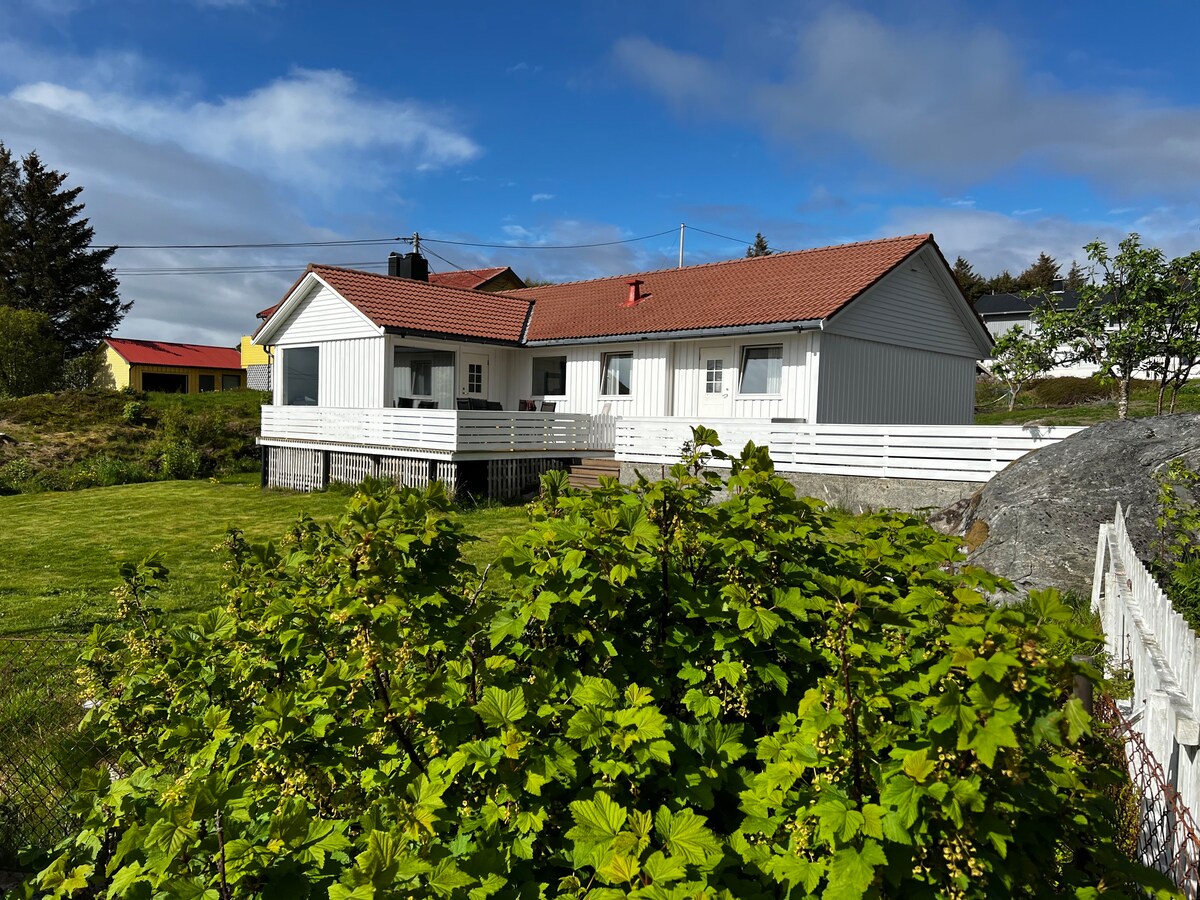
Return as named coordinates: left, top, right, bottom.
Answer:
left=599, top=351, right=633, bottom=397
left=282, top=345, right=320, bottom=406
left=531, top=355, right=567, bottom=397
left=737, top=344, right=784, bottom=397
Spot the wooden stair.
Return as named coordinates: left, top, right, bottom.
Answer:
left=568, top=457, right=621, bottom=489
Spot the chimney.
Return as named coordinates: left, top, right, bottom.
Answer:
left=625, top=279, right=651, bottom=307
left=388, top=251, right=429, bottom=282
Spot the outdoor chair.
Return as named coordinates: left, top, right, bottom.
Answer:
left=417, top=400, right=437, bottom=409
left=539, top=401, right=556, bottom=412
left=485, top=401, right=503, bottom=411
left=518, top=399, right=537, bottom=411
left=456, top=398, right=470, bottom=410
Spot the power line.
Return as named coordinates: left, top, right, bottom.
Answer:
left=420, top=245, right=468, bottom=272
left=685, top=225, right=754, bottom=247
left=104, top=237, right=403, bottom=251
left=116, top=260, right=388, bottom=276
left=403, top=229, right=678, bottom=251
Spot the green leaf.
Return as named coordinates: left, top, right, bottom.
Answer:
left=427, top=859, right=474, bottom=897
left=569, top=794, right=628, bottom=842
left=473, top=686, right=527, bottom=728
left=653, top=808, right=720, bottom=865
left=824, top=841, right=886, bottom=900
left=901, top=747, right=936, bottom=783
left=682, top=689, right=721, bottom=720
left=1063, top=697, right=1092, bottom=743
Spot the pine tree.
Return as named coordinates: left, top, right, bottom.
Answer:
left=951, top=256, right=987, bottom=303
left=985, top=270, right=1020, bottom=295
left=1016, top=252, right=1060, bottom=292
left=746, top=233, right=773, bottom=257
left=1064, top=260, right=1087, bottom=291
left=0, top=144, right=127, bottom=362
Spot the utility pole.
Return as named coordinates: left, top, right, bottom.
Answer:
left=412, top=232, right=421, bottom=256
left=678, top=223, right=685, bottom=269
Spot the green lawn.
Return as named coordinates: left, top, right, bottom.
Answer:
left=974, top=376, right=1200, bottom=425
left=0, top=477, right=530, bottom=636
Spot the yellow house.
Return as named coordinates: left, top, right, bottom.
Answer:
left=104, top=338, right=246, bottom=393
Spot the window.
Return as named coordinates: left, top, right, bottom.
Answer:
left=221, top=374, right=241, bottom=391
left=532, top=356, right=567, bottom=395
left=410, top=359, right=432, bottom=395
left=739, top=345, right=782, bottom=394
left=142, top=372, right=188, bottom=393
left=467, top=363, right=483, bottom=394
left=705, top=358, right=723, bottom=394
left=283, top=346, right=319, bottom=406
left=199, top=374, right=215, bottom=393
left=600, top=352, right=632, bottom=396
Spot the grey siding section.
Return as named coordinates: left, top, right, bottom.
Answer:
left=826, top=250, right=982, bottom=358
left=816, top=334, right=975, bottom=425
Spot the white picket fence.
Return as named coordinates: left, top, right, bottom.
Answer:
left=615, top=418, right=1084, bottom=482
left=1092, top=503, right=1200, bottom=890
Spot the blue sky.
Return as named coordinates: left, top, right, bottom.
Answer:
left=2, top=0, right=1199, bottom=345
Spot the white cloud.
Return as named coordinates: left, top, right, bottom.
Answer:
left=11, top=68, right=481, bottom=189
left=530, top=193, right=555, bottom=202
left=615, top=8, right=1200, bottom=198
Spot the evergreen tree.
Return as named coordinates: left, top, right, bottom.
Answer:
left=985, top=270, right=1020, bottom=295
left=1064, top=260, right=1087, bottom=291
left=0, top=307, right=62, bottom=396
left=1016, top=252, right=1060, bottom=292
left=0, top=144, right=127, bottom=361
left=951, top=256, right=986, bottom=303
left=745, top=232, right=773, bottom=257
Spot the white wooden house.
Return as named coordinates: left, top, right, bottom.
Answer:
left=254, top=234, right=995, bottom=495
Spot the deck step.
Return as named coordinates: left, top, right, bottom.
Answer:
left=568, top=457, right=620, bottom=489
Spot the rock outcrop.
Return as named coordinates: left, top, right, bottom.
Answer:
left=953, top=415, right=1200, bottom=599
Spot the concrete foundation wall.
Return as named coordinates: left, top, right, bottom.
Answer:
left=619, top=462, right=976, bottom=514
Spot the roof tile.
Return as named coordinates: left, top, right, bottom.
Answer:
left=106, top=338, right=242, bottom=370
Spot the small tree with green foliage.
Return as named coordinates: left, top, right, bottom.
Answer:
left=1036, top=234, right=1166, bottom=419
left=30, top=437, right=1169, bottom=899
left=988, top=325, right=1054, bottom=411
left=0, top=306, right=62, bottom=396
left=951, top=256, right=986, bottom=304
left=1143, top=250, right=1200, bottom=414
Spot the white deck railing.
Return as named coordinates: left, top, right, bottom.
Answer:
left=614, top=418, right=1083, bottom=482
left=260, top=407, right=612, bottom=458
left=1092, top=503, right=1200, bottom=888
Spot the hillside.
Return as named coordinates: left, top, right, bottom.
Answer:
left=0, top=389, right=268, bottom=492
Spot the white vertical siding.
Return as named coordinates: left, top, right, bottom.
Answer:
left=671, top=332, right=817, bottom=421
left=271, top=283, right=380, bottom=343
left=816, top=333, right=975, bottom=425
left=826, top=248, right=983, bottom=358
left=519, top=342, right=671, bottom=415
left=318, top=337, right=387, bottom=407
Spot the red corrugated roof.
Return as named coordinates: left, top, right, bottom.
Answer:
left=511, top=234, right=934, bottom=341
left=308, top=265, right=532, bottom=342
left=106, top=338, right=242, bottom=369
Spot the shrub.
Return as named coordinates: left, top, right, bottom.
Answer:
left=68, top=455, right=152, bottom=490
left=0, top=458, right=38, bottom=494
left=120, top=401, right=144, bottom=425
left=1026, top=376, right=1112, bottom=407
left=32, top=434, right=1167, bottom=899
left=152, top=437, right=201, bottom=481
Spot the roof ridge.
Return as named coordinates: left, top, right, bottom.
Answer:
left=310, top=264, right=531, bottom=307
left=503, top=233, right=932, bottom=294
left=107, top=337, right=237, bottom=350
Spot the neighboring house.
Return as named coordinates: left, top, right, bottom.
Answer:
left=253, top=234, right=994, bottom=494
left=241, top=256, right=526, bottom=391
left=975, top=289, right=1114, bottom=378
left=104, top=338, right=245, bottom=393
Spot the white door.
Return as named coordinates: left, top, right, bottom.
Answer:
left=459, top=352, right=489, bottom=404
left=697, top=346, right=732, bottom=418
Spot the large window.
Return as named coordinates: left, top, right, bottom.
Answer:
left=739, top=345, right=782, bottom=395
left=532, top=356, right=567, bottom=395
left=394, top=346, right=455, bottom=408
left=199, top=374, right=215, bottom=393
left=142, top=372, right=188, bottom=393
left=283, top=346, right=320, bottom=406
left=600, top=352, right=632, bottom=396
left=222, top=374, right=241, bottom=391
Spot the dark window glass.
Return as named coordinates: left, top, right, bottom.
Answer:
left=283, top=347, right=320, bottom=406
left=142, top=372, right=188, bottom=393
left=221, top=374, right=241, bottom=391
left=532, top=356, right=567, bottom=395
left=199, top=374, right=216, bottom=393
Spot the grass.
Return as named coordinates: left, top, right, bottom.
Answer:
left=975, top=376, right=1200, bottom=425
left=0, top=477, right=531, bottom=636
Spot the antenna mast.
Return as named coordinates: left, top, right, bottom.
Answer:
left=678, top=223, right=685, bottom=268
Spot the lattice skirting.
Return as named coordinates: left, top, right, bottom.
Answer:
left=264, top=447, right=572, bottom=499
left=246, top=364, right=271, bottom=391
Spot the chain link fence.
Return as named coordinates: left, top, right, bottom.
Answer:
left=0, top=636, right=102, bottom=869
left=1097, top=694, right=1200, bottom=898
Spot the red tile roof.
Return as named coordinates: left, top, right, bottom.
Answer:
left=260, top=235, right=951, bottom=347
left=511, top=234, right=935, bottom=341
left=307, top=265, right=532, bottom=342
left=254, top=266, right=520, bottom=321
left=106, top=338, right=243, bottom=370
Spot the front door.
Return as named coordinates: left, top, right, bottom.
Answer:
left=697, top=346, right=732, bottom=418
left=459, top=352, right=489, bottom=404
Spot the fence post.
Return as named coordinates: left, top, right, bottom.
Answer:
left=1072, top=655, right=1095, bottom=715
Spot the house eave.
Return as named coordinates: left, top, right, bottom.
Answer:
left=382, top=327, right=526, bottom=347
left=523, top=319, right=824, bottom=346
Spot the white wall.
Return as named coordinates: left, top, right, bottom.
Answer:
left=270, top=281, right=380, bottom=344
left=816, top=334, right=976, bottom=424
left=513, top=342, right=672, bottom=416
left=670, top=331, right=818, bottom=421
